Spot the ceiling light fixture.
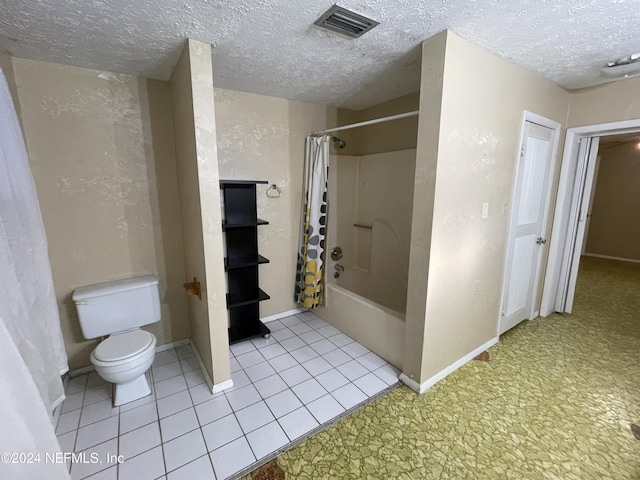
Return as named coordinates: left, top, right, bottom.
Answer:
left=600, top=53, right=640, bottom=79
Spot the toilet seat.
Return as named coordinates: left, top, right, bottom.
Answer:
left=89, top=330, right=156, bottom=406
left=92, top=330, right=155, bottom=364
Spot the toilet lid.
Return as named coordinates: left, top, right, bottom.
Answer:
left=93, top=330, right=154, bottom=362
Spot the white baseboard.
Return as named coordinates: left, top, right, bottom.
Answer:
left=399, top=373, right=424, bottom=393
left=188, top=340, right=214, bottom=391
left=188, top=340, right=234, bottom=394
left=156, top=338, right=190, bottom=353
left=212, top=379, right=234, bottom=393
left=400, top=336, right=499, bottom=394
left=261, top=308, right=307, bottom=323
left=67, top=336, right=234, bottom=395
left=582, top=253, right=640, bottom=264
left=69, top=364, right=95, bottom=377
left=69, top=338, right=192, bottom=377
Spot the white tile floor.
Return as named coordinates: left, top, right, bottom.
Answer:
left=57, top=311, right=400, bottom=480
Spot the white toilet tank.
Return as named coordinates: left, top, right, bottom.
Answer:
left=73, top=275, right=161, bottom=339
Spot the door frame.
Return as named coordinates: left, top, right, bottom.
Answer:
left=581, top=154, right=601, bottom=255
left=498, top=111, right=561, bottom=335
left=556, top=137, right=600, bottom=313
left=540, top=118, right=640, bottom=316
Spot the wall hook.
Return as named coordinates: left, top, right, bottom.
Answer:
left=183, top=277, right=201, bottom=300
left=266, top=183, right=281, bottom=198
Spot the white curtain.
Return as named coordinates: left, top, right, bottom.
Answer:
left=0, top=320, right=70, bottom=480
left=0, top=68, right=68, bottom=413
left=295, top=135, right=330, bottom=309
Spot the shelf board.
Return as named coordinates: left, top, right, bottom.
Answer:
left=225, top=254, right=270, bottom=271
left=222, top=218, right=269, bottom=230
left=220, top=180, right=268, bottom=186
left=227, top=288, right=270, bottom=308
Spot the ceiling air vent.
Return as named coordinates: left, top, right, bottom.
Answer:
left=314, top=5, right=379, bottom=38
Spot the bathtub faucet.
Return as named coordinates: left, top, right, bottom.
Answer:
left=335, top=264, right=344, bottom=272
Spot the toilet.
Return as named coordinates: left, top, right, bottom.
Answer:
left=72, top=275, right=161, bottom=406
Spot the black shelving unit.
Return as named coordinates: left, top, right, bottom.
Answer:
left=220, top=180, right=271, bottom=344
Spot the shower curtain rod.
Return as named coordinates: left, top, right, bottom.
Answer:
left=311, top=110, right=419, bottom=135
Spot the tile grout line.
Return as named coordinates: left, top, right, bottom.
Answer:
left=230, top=381, right=402, bottom=480
left=235, top=319, right=385, bottom=409
left=213, top=317, right=338, bottom=476
left=150, top=353, right=170, bottom=480
left=59, top=314, right=400, bottom=480
left=66, top=372, right=87, bottom=474
left=115, top=376, right=123, bottom=480
left=215, top=315, right=392, bottom=478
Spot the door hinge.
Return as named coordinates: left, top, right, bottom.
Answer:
left=520, top=145, right=525, bottom=157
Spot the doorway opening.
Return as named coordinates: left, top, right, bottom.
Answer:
left=541, top=119, right=640, bottom=316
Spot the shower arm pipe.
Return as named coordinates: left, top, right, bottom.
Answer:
left=311, top=110, right=419, bottom=135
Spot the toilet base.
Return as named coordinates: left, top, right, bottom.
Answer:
left=113, top=372, right=152, bottom=406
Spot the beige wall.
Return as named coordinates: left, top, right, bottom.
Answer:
left=214, top=88, right=338, bottom=317
left=403, top=31, right=447, bottom=385
left=170, top=41, right=230, bottom=386
left=12, top=57, right=189, bottom=370
left=568, top=76, right=640, bottom=127
left=337, top=92, right=419, bottom=156
left=585, top=142, right=640, bottom=260
left=405, top=31, right=570, bottom=384
left=568, top=76, right=640, bottom=262
left=0, top=48, right=20, bottom=119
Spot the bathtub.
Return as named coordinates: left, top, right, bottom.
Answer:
left=315, top=278, right=405, bottom=369
left=334, top=265, right=407, bottom=314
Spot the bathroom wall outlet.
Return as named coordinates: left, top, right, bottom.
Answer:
left=474, top=280, right=480, bottom=294
left=503, top=202, right=508, bottom=216
left=482, top=203, right=489, bottom=219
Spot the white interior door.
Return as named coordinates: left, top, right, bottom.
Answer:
left=500, top=122, right=555, bottom=335
left=556, top=137, right=600, bottom=313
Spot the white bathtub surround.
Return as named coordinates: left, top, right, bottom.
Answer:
left=320, top=150, right=415, bottom=371
left=328, top=149, right=416, bottom=314
left=400, top=337, right=499, bottom=394
left=56, top=311, right=399, bottom=479
left=316, top=283, right=405, bottom=369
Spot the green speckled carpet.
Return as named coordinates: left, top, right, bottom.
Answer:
left=248, top=257, right=640, bottom=479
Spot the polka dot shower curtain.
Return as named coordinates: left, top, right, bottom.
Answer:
left=295, top=135, right=330, bottom=308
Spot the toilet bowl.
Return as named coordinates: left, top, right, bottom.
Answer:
left=73, top=274, right=162, bottom=406
left=90, top=329, right=156, bottom=406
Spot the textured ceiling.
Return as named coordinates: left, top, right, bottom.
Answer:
left=1, top=0, right=639, bottom=110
